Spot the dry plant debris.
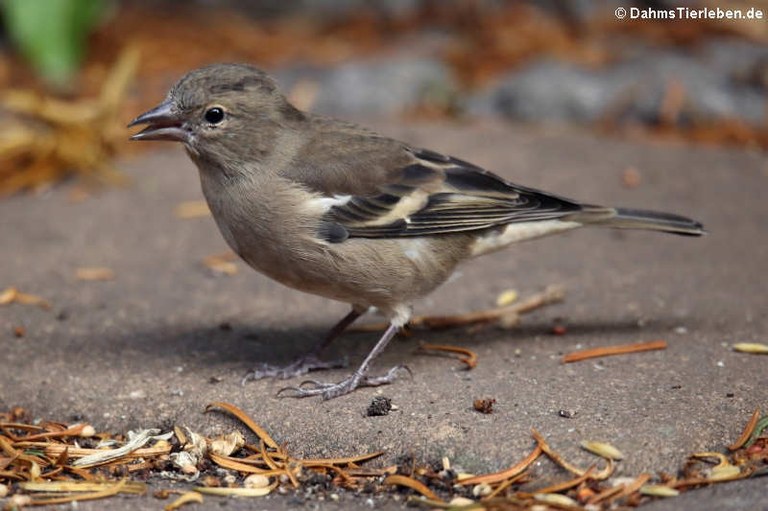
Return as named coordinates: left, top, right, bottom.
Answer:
left=75, top=267, right=115, bottom=281
left=733, top=342, right=768, bottom=355
left=173, top=200, right=211, bottom=219
left=0, top=46, right=138, bottom=196
left=495, top=289, right=518, bottom=307
left=366, top=397, right=393, bottom=417
left=352, top=285, right=565, bottom=333
left=202, top=252, right=239, bottom=276
left=1, top=404, right=765, bottom=510
left=0, top=287, right=51, bottom=310
left=418, top=343, right=478, bottom=370
left=728, top=408, right=762, bottom=451
left=580, top=441, right=624, bottom=461
left=473, top=398, right=496, bottom=415
left=562, top=339, right=668, bottom=364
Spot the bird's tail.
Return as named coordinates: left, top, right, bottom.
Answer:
left=574, top=207, right=705, bottom=236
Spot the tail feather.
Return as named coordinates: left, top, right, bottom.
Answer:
left=594, top=207, right=705, bottom=236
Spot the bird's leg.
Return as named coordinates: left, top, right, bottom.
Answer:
left=278, top=322, right=409, bottom=400
left=242, top=308, right=363, bottom=383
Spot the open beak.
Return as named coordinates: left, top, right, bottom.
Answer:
left=128, top=101, right=189, bottom=143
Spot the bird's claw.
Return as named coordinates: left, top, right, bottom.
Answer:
left=276, top=365, right=410, bottom=399
left=241, top=355, right=348, bottom=385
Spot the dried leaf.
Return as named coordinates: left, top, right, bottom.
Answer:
left=383, top=474, right=441, bottom=502
left=19, top=480, right=145, bottom=494
left=616, top=473, right=651, bottom=499
left=0, top=287, right=51, bottom=309
left=640, top=484, right=679, bottom=497
left=205, top=402, right=279, bottom=449
left=728, top=408, right=761, bottom=451
left=532, top=466, right=595, bottom=494
left=533, top=493, right=579, bottom=507
left=76, top=267, right=115, bottom=281
left=495, top=289, right=518, bottom=307
left=164, top=491, right=203, bottom=511
left=562, top=340, right=667, bottom=363
left=690, top=452, right=729, bottom=468
left=24, top=479, right=134, bottom=506
left=456, top=445, right=541, bottom=486
left=194, top=485, right=275, bottom=497
left=299, top=451, right=385, bottom=466
left=707, top=465, right=742, bottom=482
left=0, top=287, right=17, bottom=305
left=745, top=416, right=768, bottom=448
left=532, top=428, right=615, bottom=480
left=448, top=496, right=476, bottom=507
left=203, top=252, right=238, bottom=276
left=0, top=47, right=137, bottom=195
left=733, top=343, right=768, bottom=354
left=72, top=429, right=170, bottom=468
left=580, top=440, right=625, bottom=460
left=209, top=431, right=245, bottom=457
left=243, top=474, right=271, bottom=489
left=174, top=200, right=210, bottom=219
left=419, top=343, right=478, bottom=369
left=209, top=453, right=276, bottom=475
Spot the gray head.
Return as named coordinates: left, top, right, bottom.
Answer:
left=128, top=63, right=304, bottom=165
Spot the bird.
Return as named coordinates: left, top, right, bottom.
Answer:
left=129, top=63, right=704, bottom=400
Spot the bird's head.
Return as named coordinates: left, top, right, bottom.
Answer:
left=128, top=63, right=303, bottom=166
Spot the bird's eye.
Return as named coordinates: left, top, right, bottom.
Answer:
left=204, top=107, right=225, bottom=124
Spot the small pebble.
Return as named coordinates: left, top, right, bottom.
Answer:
left=244, top=474, right=270, bottom=489
left=366, top=396, right=393, bottom=417
left=473, top=398, right=496, bottom=414
left=551, top=325, right=567, bottom=335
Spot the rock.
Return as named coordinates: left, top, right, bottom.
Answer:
left=281, top=57, right=456, bottom=117
left=474, top=59, right=629, bottom=122
left=474, top=40, right=768, bottom=126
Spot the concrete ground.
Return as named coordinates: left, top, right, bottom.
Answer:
left=1, top=121, right=766, bottom=510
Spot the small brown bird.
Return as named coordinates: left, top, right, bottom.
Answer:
left=129, top=64, right=704, bottom=399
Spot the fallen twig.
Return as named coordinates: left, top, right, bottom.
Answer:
left=417, top=343, right=478, bottom=369
left=562, top=339, right=667, bottom=364
left=0, top=287, right=51, bottom=310
left=383, top=474, right=441, bottom=502
left=728, top=408, right=761, bottom=451
left=205, top=402, right=278, bottom=449
left=455, top=445, right=541, bottom=486
left=352, top=285, right=565, bottom=332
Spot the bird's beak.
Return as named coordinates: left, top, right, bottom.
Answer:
left=128, top=101, right=189, bottom=143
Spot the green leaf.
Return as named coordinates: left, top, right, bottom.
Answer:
left=1, top=0, right=108, bottom=90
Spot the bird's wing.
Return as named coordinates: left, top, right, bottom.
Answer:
left=310, top=144, right=598, bottom=243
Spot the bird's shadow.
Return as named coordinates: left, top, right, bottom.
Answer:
left=87, top=314, right=686, bottom=373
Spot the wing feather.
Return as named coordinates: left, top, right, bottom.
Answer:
left=317, top=146, right=589, bottom=242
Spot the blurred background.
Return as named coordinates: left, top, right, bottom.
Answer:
left=1, top=0, right=766, bottom=195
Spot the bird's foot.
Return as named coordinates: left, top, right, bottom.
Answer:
left=277, top=365, right=410, bottom=400
left=241, top=355, right=348, bottom=384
